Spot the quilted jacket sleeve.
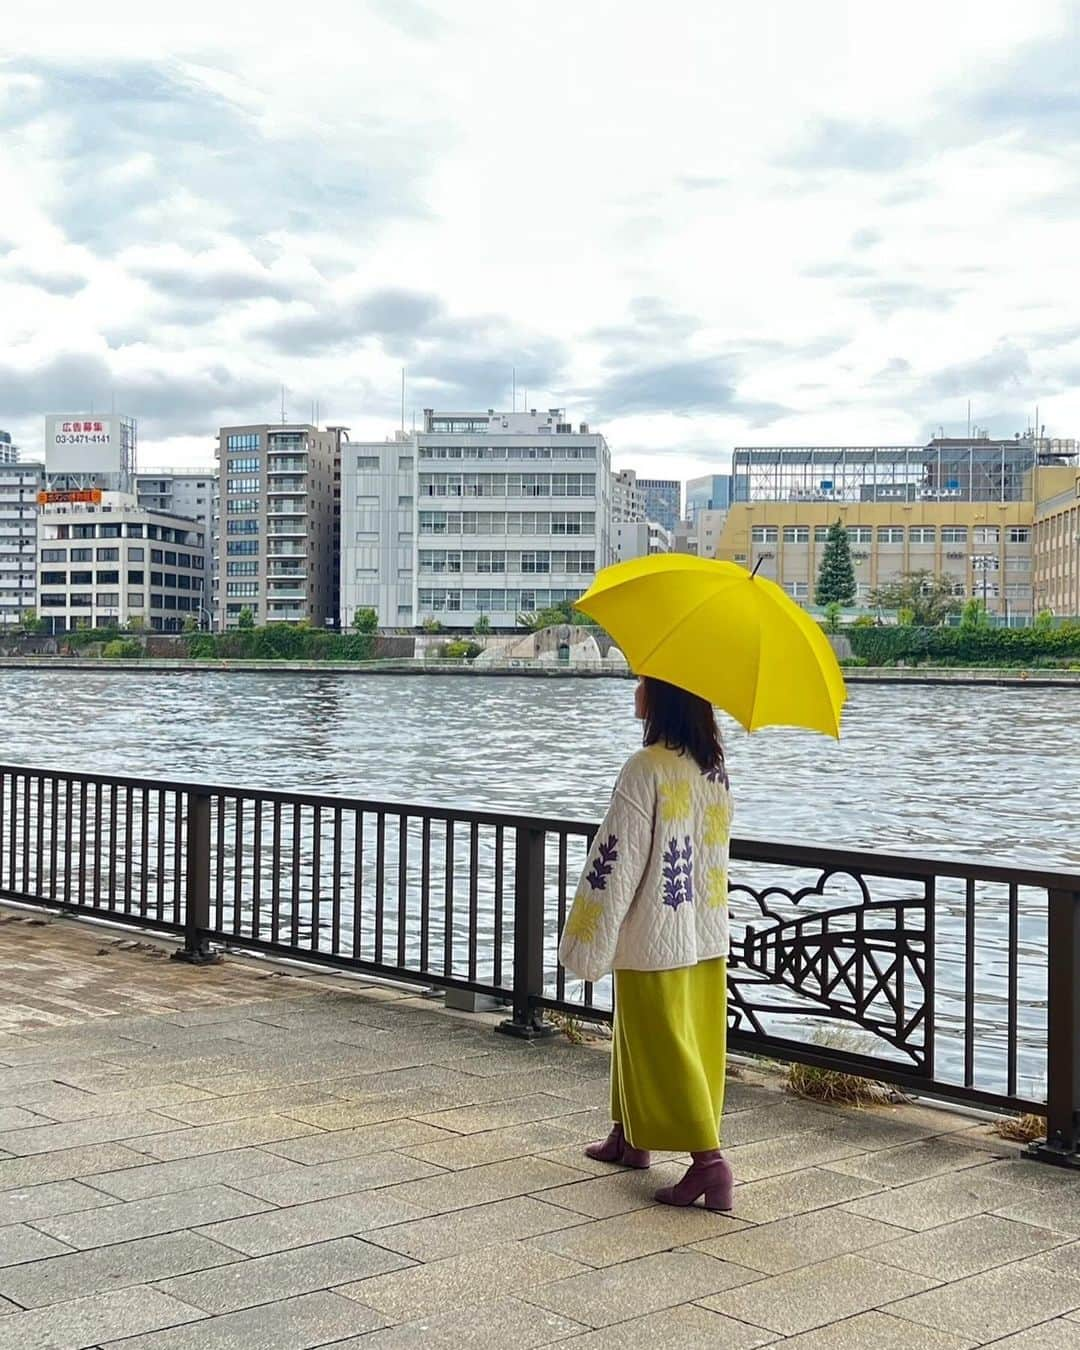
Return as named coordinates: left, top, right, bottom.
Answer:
left=558, top=761, right=654, bottom=984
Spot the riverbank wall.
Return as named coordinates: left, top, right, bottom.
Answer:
left=2, top=656, right=1080, bottom=687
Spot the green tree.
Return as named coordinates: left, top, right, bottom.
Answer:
left=822, top=601, right=842, bottom=634
left=19, top=608, right=45, bottom=634
left=236, top=607, right=255, bottom=629
left=473, top=613, right=492, bottom=635
left=959, top=598, right=989, bottom=630
left=869, top=571, right=962, bottom=627
left=182, top=614, right=199, bottom=633
left=351, top=606, right=378, bottom=633
left=815, top=520, right=857, bottom=606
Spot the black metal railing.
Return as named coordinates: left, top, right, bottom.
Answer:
left=1, top=763, right=1078, bottom=1166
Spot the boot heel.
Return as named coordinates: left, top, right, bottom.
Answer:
left=702, top=1185, right=733, bottom=1211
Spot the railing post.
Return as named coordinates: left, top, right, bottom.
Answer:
left=171, top=790, right=221, bottom=965
left=1029, top=889, right=1080, bottom=1167
left=497, top=825, right=555, bottom=1039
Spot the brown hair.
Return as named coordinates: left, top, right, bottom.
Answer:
left=640, top=677, right=726, bottom=779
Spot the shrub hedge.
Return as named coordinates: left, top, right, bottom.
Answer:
left=184, top=625, right=376, bottom=662
left=846, top=623, right=1080, bottom=666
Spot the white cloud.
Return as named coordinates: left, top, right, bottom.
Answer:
left=0, top=0, right=1078, bottom=477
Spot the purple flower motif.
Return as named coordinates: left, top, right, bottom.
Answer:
left=703, top=761, right=730, bottom=788
left=586, top=834, right=619, bottom=892
left=662, top=836, right=695, bottom=910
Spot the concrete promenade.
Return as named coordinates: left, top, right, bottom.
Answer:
left=2, top=911, right=1080, bottom=1348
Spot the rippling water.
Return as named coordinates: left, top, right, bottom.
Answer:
left=2, top=670, right=1077, bottom=870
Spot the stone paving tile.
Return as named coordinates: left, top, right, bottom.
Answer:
left=0, top=1231, right=240, bottom=1308
left=729, top=1167, right=884, bottom=1224
left=128, top=1114, right=320, bottom=1162
left=691, top=1207, right=905, bottom=1274
left=1027, top=1241, right=1080, bottom=1280
left=840, top=1165, right=1030, bottom=1231
left=991, top=1322, right=1080, bottom=1348
left=0, top=1285, right=202, bottom=1349
left=150, top=1085, right=345, bottom=1128
left=366, top=1195, right=586, bottom=1263
left=98, top=1289, right=382, bottom=1349
left=277, top=1088, right=480, bottom=1132
left=994, top=1186, right=1080, bottom=1236
left=195, top=1191, right=426, bottom=1256
left=0, top=1222, right=74, bottom=1268
left=538, top=1162, right=687, bottom=1219
left=722, top=1133, right=866, bottom=1183
left=871, top=1213, right=1070, bottom=1280
left=319, top=1063, right=470, bottom=1100
left=84, top=1148, right=306, bottom=1202
left=33, top=1185, right=274, bottom=1250
left=540, top=1109, right=618, bottom=1148
left=825, top=1137, right=995, bottom=1186
left=402, top=1120, right=585, bottom=1170
left=0, top=1111, right=179, bottom=1157
left=701, top=1252, right=937, bottom=1336
left=319, top=1296, right=586, bottom=1349
left=0, top=1108, right=51, bottom=1132
left=378, top=1156, right=589, bottom=1217
left=154, top=1235, right=412, bottom=1314
left=233, top=1151, right=444, bottom=1206
left=552, top=1304, right=779, bottom=1349
left=774, top=1310, right=975, bottom=1349
left=531, top=1201, right=744, bottom=1267
left=526, top=1249, right=757, bottom=1328
left=0, top=1179, right=115, bottom=1226
left=413, top=1092, right=591, bottom=1136
left=15, top=1084, right=217, bottom=1123
left=262, top=1118, right=454, bottom=1166
left=719, top=1102, right=835, bottom=1149
left=890, top=1264, right=1080, bottom=1342
left=335, top=1242, right=585, bottom=1321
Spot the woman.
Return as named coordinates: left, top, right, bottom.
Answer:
left=558, top=675, right=733, bottom=1211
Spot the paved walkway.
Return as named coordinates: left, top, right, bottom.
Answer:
left=1, top=910, right=1080, bottom=1349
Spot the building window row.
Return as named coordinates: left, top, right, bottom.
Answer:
left=226, top=561, right=260, bottom=576
left=418, top=445, right=596, bottom=462
left=418, top=587, right=584, bottom=613
left=226, top=582, right=260, bottom=597
left=753, top=524, right=1022, bottom=545
left=417, top=548, right=595, bottom=575
left=227, top=478, right=260, bottom=493
left=226, top=540, right=260, bottom=555
left=226, top=434, right=260, bottom=451
left=419, top=472, right=596, bottom=498
left=227, top=498, right=259, bottom=514
left=418, top=510, right=596, bottom=537
left=227, top=456, right=260, bottom=472
left=227, top=520, right=260, bottom=535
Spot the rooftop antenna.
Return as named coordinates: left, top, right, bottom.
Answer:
left=401, top=368, right=406, bottom=434
left=280, top=385, right=287, bottom=425
left=967, top=400, right=971, bottom=439
left=315, top=400, right=320, bottom=427
left=512, top=367, right=516, bottom=412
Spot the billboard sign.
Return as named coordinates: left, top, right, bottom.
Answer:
left=45, top=415, right=125, bottom=476
left=36, top=489, right=103, bottom=506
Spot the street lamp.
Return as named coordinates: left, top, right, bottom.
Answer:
left=971, top=553, right=997, bottom=617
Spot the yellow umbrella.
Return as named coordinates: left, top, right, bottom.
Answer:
left=575, top=554, right=846, bottom=737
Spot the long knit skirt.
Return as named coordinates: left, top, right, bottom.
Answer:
left=610, top=958, right=727, bottom=1152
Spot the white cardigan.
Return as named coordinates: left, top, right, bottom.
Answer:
left=558, top=743, right=732, bottom=984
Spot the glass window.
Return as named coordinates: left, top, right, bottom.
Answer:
left=96, top=547, right=120, bottom=562
left=846, top=526, right=872, bottom=544
left=973, top=526, right=1000, bottom=543
left=813, top=526, right=830, bottom=542
left=909, top=526, right=936, bottom=543
left=877, top=527, right=904, bottom=543
left=782, top=526, right=809, bottom=543
left=73, top=524, right=95, bottom=539
left=69, top=593, right=92, bottom=608
left=227, top=456, right=260, bottom=472
left=164, top=551, right=177, bottom=566
left=1007, top=526, right=1031, bottom=543
left=71, top=548, right=92, bottom=562
left=151, top=549, right=163, bottom=563
left=227, top=478, right=260, bottom=493
left=226, top=433, right=260, bottom=451
left=227, top=561, right=259, bottom=576
left=96, top=570, right=120, bottom=584
left=356, top=455, right=380, bottom=468
left=40, top=571, right=65, bottom=585
left=41, top=548, right=66, bottom=563
left=227, top=498, right=259, bottom=514
left=96, top=592, right=120, bottom=607
left=227, top=540, right=259, bottom=554
left=128, top=547, right=144, bottom=562
left=941, top=526, right=968, bottom=543
left=100, top=524, right=121, bottom=539
left=126, top=524, right=143, bottom=537
left=751, top=526, right=778, bottom=543
left=128, top=570, right=144, bottom=585
left=128, top=592, right=145, bottom=607
left=70, top=571, right=92, bottom=585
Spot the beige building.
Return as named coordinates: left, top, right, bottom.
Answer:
left=217, top=424, right=340, bottom=629
left=715, top=437, right=1077, bottom=615
left=1033, top=465, right=1080, bottom=615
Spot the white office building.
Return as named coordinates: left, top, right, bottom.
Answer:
left=36, top=492, right=207, bottom=633
left=341, top=408, right=613, bottom=629
left=0, top=431, right=17, bottom=466
left=614, top=519, right=673, bottom=562
left=0, top=459, right=44, bottom=627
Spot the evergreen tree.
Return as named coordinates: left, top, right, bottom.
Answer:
left=815, top=520, right=856, bottom=606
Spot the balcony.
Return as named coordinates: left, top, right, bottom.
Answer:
left=268, top=460, right=308, bottom=474
left=267, top=480, right=308, bottom=495
left=266, top=544, right=308, bottom=558
left=264, top=607, right=307, bottom=621
left=267, top=501, right=307, bottom=516
left=266, top=587, right=307, bottom=601
left=266, top=564, right=307, bottom=579
left=267, top=441, right=307, bottom=456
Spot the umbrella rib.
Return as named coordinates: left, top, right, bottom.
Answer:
left=753, top=584, right=843, bottom=733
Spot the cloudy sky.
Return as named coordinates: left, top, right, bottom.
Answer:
left=2, top=0, right=1079, bottom=480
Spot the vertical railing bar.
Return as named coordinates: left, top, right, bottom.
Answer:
left=493, top=825, right=504, bottom=988
left=964, top=877, right=976, bottom=1088
left=106, top=782, right=119, bottom=910
left=48, top=776, right=59, bottom=901
left=444, top=819, right=455, bottom=978
left=35, top=775, right=45, bottom=900
left=923, top=877, right=936, bottom=1077
left=374, top=813, right=386, bottom=964
left=311, top=804, right=322, bottom=952
left=233, top=796, right=245, bottom=938
left=22, top=773, right=32, bottom=896
left=1007, top=882, right=1020, bottom=1099
left=215, top=795, right=226, bottom=932
left=397, top=814, right=408, bottom=968
left=91, top=781, right=102, bottom=906
left=331, top=806, right=342, bottom=956
left=290, top=803, right=301, bottom=948
left=122, top=785, right=134, bottom=913
left=77, top=780, right=87, bottom=905
left=271, top=800, right=282, bottom=945
left=556, top=831, right=568, bottom=1001
left=420, top=815, right=431, bottom=973
left=0, top=770, right=6, bottom=892
left=62, top=778, right=73, bottom=904
left=467, top=821, right=479, bottom=982
left=4, top=772, right=14, bottom=893
left=352, top=808, right=364, bottom=959
left=172, top=791, right=184, bottom=925
left=155, top=787, right=166, bottom=920
left=252, top=799, right=263, bottom=943
left=139, top=787, right=150, bottom=917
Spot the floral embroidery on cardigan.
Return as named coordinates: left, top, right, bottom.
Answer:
left=704, top=866, right=728, bottom=908
left=659, top=780, right=692, bottom=822
left=662, top=835, right=694, bottom=909
left=565, top=896, right=604, bottom=944
left=586, top=835, right=619, bottom=891
left=704, top=799, right=732, bottom=846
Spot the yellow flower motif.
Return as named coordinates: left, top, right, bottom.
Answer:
left=704, top=799, right=732, bottom=846
left=565, top=896, right=604, bottom=944
left=704, top=866, right=728, bottom=908
left=659, top=779, right=692, bottom=822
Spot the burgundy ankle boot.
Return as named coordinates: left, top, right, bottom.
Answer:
left=655, top=1154, right=733, bottom=1210
left=584, top=1123, right=651, bottom=1169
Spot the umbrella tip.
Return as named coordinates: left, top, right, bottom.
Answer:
left=750, top=557, right=764, bottom=578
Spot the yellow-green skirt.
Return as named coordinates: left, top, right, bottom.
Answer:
left=611, top=957, right=727, bottom=1153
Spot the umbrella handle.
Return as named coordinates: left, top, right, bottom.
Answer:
left=751, top=557, right=764, bottom=578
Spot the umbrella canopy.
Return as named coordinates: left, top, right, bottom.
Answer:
left=575, top=554, right=847, bottom=737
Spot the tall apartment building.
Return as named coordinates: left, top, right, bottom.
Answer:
left=0, top=431, right=17, bottom=466
left=36, top=491, right=206, bottom=632
left=0, top=458, right=44, bottom=627
left=637, top=477, right=681, bottom=533
left=216, top=424, right=340, bottom=629
left=612, top=468, right=646, bottom=522
left=340, top=408, right=613, bottom=629
left=715, top=435, right=1076, bottom=613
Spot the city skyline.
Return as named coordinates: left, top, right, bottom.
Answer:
left=2, top=1, right=1079, bottom=481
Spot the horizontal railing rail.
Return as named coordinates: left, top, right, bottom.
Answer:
left=0, top=762, right=1077, bottom=1166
